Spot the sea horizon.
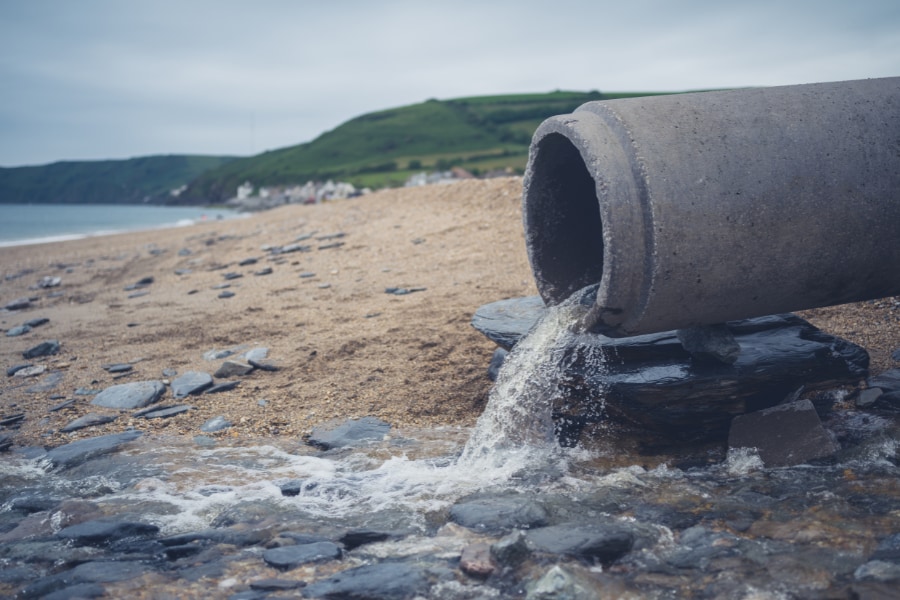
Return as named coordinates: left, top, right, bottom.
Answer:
left=0, top=202, right=241, bottom=248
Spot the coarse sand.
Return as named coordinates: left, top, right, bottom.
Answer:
left=1, top=177, right=898, bottom=449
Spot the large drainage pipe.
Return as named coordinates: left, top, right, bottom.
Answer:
left=523, top=77, right=900, bottom=338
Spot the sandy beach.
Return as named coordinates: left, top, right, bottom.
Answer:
left=2, top=176, right=899, bottom=449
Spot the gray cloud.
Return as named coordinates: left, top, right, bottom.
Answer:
left=1, top=0, right=898, bottom=166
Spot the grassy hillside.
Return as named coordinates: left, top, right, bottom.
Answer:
left=0, top=155, right=237, bottom=204
left=179, top=90, right=669, bottom=203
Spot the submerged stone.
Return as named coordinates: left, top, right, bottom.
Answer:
left=303, top=563, right=428, bottom=599
left=57, top=519, right=159, bottom=546
left=728, top=399, right=839, bottom=467
left=262, top=542, right=342, bottom=570
left=526, top=523, right=635, bottom=564
left=45, top=431, right=143, bottom=469
left=450, top=495, right=549, bottom=534
left=307, top=416, right=391, bottom=450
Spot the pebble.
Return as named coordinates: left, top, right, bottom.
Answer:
left=525, top=523, right=635, bottom=564
left=384, top=287, right=427, bottom=295
left=102, top=363, right=133, bottom=374
left=91, top=381, right=166, bottom=409
left=6, top=325, right=32, bottom=337
left=214, top=360, right=254, bottom=378
left=450, top=495, right=549, bottom=534
left=134, top=404, right=193, bottom=419
left=3, top=297, right=32, bottom=311
left=12, top=364, right=46, bottom=378
left=200, top=416, right=232, bottom=433
left=254, top=267, right=273, bottom=276
left=262, top=542, right=342, bottom=570
left=6, top=363, right=33, bottom=377
left=303, top=563, right=428, bottom=599
left=60, top=413, right=118, bottom=433
left=460, top=542, right=495, bottom=577
left=204, top=381, right=240, bottom=394
left=218, top=290, right=236, bottom=299
left=171, top=372, right=214, bottom=398
left=22, top=339, right=60, bottom=359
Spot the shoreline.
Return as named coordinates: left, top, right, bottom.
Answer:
left=1, top=176, right=899, bottom=451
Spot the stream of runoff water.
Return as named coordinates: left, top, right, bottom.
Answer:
left=1, top=297, right=900, bottom=598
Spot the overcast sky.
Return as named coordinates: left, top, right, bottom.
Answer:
left=1, top=0, right=898, bottom=167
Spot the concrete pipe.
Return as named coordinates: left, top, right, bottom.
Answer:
left=522, top=77, right=900, bottom=337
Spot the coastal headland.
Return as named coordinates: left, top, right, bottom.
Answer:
left=1, top=177, right=899, bottom=449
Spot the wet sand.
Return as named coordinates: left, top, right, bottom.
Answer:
left=1, top=177, right=898, bottom=448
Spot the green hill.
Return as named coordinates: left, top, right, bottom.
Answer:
left=178, top=90, right=668, bottom=203
left=0, top=155, right=237, bottom=205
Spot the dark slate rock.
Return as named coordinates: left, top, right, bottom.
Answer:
left=250, top=578, right=306, bottom=591
left=857, top=388, right=884, bottom=408
left=13, top=364, right=46, bottom=378
left=0, top=413, right=25, bottom=427
left=172, top=371, right=214, bottom=398
left=307, top=416, right=391, bottom=450
left=22, top=339, right=60, bottom=358
left=303, top=563, right=428, bottom=599
left=218, top=290, right=236, bottom=299
left=487, top=347, right=508, bottom=381
left=254, top=267, right=273, bottom=276
left=124, top=276, right=154, bottom=290
left=127, top=290, right=149, bottom=298
left=300, top=271, right=316, bottom=278
left=74, top=387, right=101, bottom=396
left=892, top=348, right=900, bottom=362
left=45, top=430, right=143, bottom=469
left=223, top=272, right=244, bottom=280
left=69, top=560, right=149, bottom=583
left=728, top=399, right=839, bottom=467
left=0, top=433, right=13, bottom=452
left=4, top=297, right=32, bottom=311
left=450, top=495, right=549, bottom=533
left=317, top=232, right=347, bottom=241
left=57, top=519, right=159, bottom=546
left=474, top=298, right=869, bottom=440
left=318, top=241, right=345, bottom=250
left=238, top=257, right=259, bottom=266
left=339, top=530, right=394, bottom=550
left=25, top=370, right=64, bottom=393
left=215, top=360, right=254, bottom=378
left=205, top=381, right=240, bottom=394
left=6, top=324, right=31, bottom=337
left=490, top=531, right=531, bottom=567
left=200, top=416, right=233, bottom=433
left=868, top=369, right=900, bottom=393
left=134, top=404, right=193, bottom=419
left=102, top=363, right=133, bottom=373
left=526, top=523, right=635, bottom=564
left=248, top=358, right=279, bottom=372
left=384, top=287, right=426, bottom=295
left=244, top=347, right=269, bottom=362
left=60, top=413, right=118, bottom=433
left=24, top=317, right=49, bottom=328
left=91, top=380, right=166, bottom=409
left=43, top=583, right=106, bottom=600
left=262, top=542, right=342, bottom=570
left=675, top=323, right=741, bottom=364
left=471, top=296, right=547, bottom=350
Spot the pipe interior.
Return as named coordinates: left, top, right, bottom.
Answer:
left=526, top=133, right=604, bottom=304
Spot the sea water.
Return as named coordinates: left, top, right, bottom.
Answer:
left=0, top=203, right=239, bottom=247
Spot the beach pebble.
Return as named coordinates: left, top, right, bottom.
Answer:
left=6, top=325, right=32, bottom=337
left=200, top=416, right=232, bottom=433
left=218, top=290, right=235, bottom=299
left=13, top=364, right=46, bottom=378
left=60, top=413, right=118, bottom=433
left=4, top=297, right=32, bottom=311
left=102, top=363, right=133, bottom=374
left=254, top=267, right=273, bottom=276
left=38, top=276, right=61, bottom=288
left=171, top=372, right=213, bottom=398
left=525, top=523, right=635, bottom=564
left=243, top=347, right=269, bottom=362
left=307, top=416, right=390, bottom=450
left=214, top=360, right=253, bottom=378
left=25, top=317, right=50, bottom=328
left=22, top=339, right=60, bottom=359
left=134, top=404, right=193, bottom=419
left=44, top=430, right=143, bottom=469
left=7, top=364, right=33, bottom=377
left=205, top=381, right=240, bottom=394
left=91, top=381, right=166, bottom=409
left=303, top=563, right=428, bottom=599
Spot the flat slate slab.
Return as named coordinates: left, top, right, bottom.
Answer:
left=171, top=371, right=213, bottom=398
left=262, top=542, right=342, bottom=570
left=307, top=416, right=391, bottom=450
left=45, top=431, right=143, bottom=470
left=91, top=381, right=166, bottom=410
left=472, top=297, right=869, bottom=440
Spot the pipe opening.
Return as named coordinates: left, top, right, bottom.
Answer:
left=526, top=133, right=604, bottom=304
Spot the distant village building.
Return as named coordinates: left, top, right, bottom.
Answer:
left=227, top=179, right=365, bottom=211
left=404, top=168, right=474, bottom=187
left=236, top=182, right=254, bottom=200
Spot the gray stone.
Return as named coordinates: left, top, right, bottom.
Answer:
left=60, top=413, right=118, bottom=433
left=262, top=542, right=342, bottom=570
left=13, top=364, right=46, bottom=378
left=854, top=560, right=900, bottom=582
left=303, top=563, right=428, bottom=599
left=675, top=323, right=741, bottom=364
left=134, top=404, right=193, bottom=419
left=491, top=530, right=531, bottom=567
left=868, top=369, right=900, bottom=392
left=38, top=276, right=61, bottom=288
left=857, top=388, right=884, bottom=408
left=4, top=297, right=32, bottom=311
left=91, top=381, right=166, bottom=409
left=22, top=339, right=60, bottom=359
left=471, top=296, right=547, bottom=350
left=171, top=371, right=213, bottom=398
left=57, top=519, right=159, bottom=546
left=526, top=565, right=595, bottom=600
left=460, top=542, right=495, bottom=577
left=102, top=363, right=133, bottom=373
left=25, top=371, right=64, bottom=393
left=307, top=416, right=391, bottom=450
left=45, top=431, right=143, bottom=469
left=450, top=495, right=549, bottom=534
left=218, top=290, right=235, bottom=298
left=872, top=533, right=900, bottom=563
left=6, top=324, right=32, bottom=337
left=204, top=381, right=240, bottom=394
left=214, top=360, right=253, bottom=378
left=68, top=560, right=148, bottom=583
left=487, top=348, right=508, bottom=381
left=6, top=363, right=33, bottom=376
left=200, top=416, right=232, bottom=433
left=526, top=522, right=635, bottom=564
left=243, top=347, right=269, bottom=362
left=892, top=348, right=900, bottom=362
left=24, top=317, right=49, bottom=328
left=728, top=399, right=839, bottom=467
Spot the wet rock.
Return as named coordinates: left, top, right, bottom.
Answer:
left=6, top=324, right=31, bottom=337
left=262, top=541, right=342, bottom=570
left=134, top=404, right=193, bottom=419
left=854, top=560, right=900, bottom=583
left=57, top=519, right=159, bottom=546
left=60, top=413, right=118, bottom=433
left=250, top=578, right=306, bottom=591
left=728, top=399, right=839, bottom=467
left=45, top=430, right=143, bottom=469
left=4, top=297, right=32, bottom=311
left=491, top=530, right=531, bottom=567
left=22, top=339, right=60, bottom=358
left=870, top=369, right=900, bottom=392
left=338, top=529, right=394, bottom=550
left=303, top=562, right=428, bottom=599
left=200, top=416, right=232, bottom=433
left=676, top=323, right=741, bottom=364
left=25, top=371, right=64, bottom=393
left=487, top=348, right=508, bottom=381
left=67, top=559, right=149, bottom=583
left=526, top=565, right=595, bottom=600
left=43, top=583, right=106, bottom=600
left=308, top=416, right=391, bottom=450
left=473, top=298, right=868, bottom=439
left=91, top=380, right=166, bottom=409
left=872, top=533, right=900, bottom=563
left=215, top=360, right=254, bottom=378
left=205, top=381, right=240, bottom=394
left=0, top=433, right=13, bottom=451
left=450, top=495, right=549, bottom=533
left=172, top=371, right=213, bottom=398
left=460, top=542, right=495, bottom=577
left=526, top=522, right=634, bottom=564
left=857, top=388, right=884, bottom=408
